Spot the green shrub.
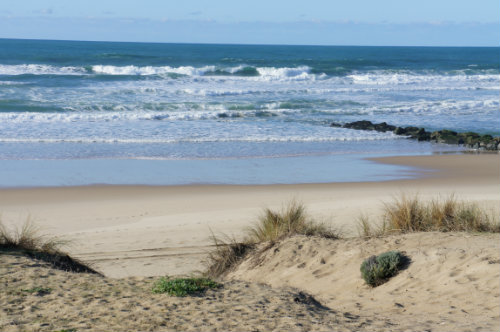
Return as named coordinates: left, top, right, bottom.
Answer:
left=152, top=277, right=221, bottom=297
left=21, top=286, right=52, bottom=295
left=360, top=251, right=406, bottom=287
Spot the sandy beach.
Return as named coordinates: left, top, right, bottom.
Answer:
left=0, top=153, right=498, bottom=278
left=1, top=153, right=499, bottom=331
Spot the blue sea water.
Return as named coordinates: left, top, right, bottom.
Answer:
left=0, top=39, right=498, bottom=186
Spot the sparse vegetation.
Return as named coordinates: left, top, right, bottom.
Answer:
left=358, top=194, right=499, bottom=237
left=0, top=218, right=64, bottom=252
left=21, top=286, right=52, bottom=296
left=205, top=201, right=340, bottom=278
left=247, top=200, right=340, bottom=243
left=360, top=251, right=407, bottom=287
left=205, top=235, right=254, bottom=279
left=152, top=277, right=220, bottom=297
left=0, top=219, right=100, bottom=274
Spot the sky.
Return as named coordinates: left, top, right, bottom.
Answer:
left=0, top=0, right=498, bottom=46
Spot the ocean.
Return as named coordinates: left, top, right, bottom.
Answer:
left=0, top=39, right=498, bottom=186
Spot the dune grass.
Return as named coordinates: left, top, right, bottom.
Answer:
left=152, top=277, right=221, bottom=297
left=247, top=200, right=340, bottom=243
left=0, top=218, right=64, bottom=252
left=358, top=194, right=500, bottom=237
left=0, top=218, right=100, bottom=274
left=205, top=201, right=340, bottom=278
left=205, top=234, right=255, bottom=279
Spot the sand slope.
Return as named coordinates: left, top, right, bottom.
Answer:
left=1, top=252, right=394, bottom=332
left=228, top=232, right=500, bottom=332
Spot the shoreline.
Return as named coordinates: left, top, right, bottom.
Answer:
left=0, top=153, right=498, bottom=277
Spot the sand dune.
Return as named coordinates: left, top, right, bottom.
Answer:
left=2, top=231, right=498, bottom=331
left=228, top=232, right=500, bottom=332
left=1, top=252, right=390, bottom=332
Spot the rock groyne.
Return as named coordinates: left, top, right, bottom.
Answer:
left=331, top=120, right=500, bottom=151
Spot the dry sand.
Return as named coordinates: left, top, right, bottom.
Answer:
left=228, top=232, right=500, bottom=332
left=0, top=153, right=499, bottom=331
left=0, top=153, right=498, bottom=278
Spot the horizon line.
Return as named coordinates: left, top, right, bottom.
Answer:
left=1, top=37, right=499, bottom=48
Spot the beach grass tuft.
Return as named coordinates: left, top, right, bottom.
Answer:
left=359, top=194, right=499, bottom=237
left=0, top=218, right=100, bottom=274
left=152, top=277, right=221, bottom=297
left=247, top=200, right=340, bottom=243
left=205, top=200, right=340, bottom=278
left=205, top=234, right=254, bottom=279
left=0, top=218, right=64, bottom=253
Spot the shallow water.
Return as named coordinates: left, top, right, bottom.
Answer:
left=0, top=40, right=496, bottom=186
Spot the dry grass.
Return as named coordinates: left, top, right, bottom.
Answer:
left=0, top=218, right=64, bottom=252
left=0, top=218, right=100, bottom=274
left=247, top=200, right=340, bottom=243
left=359, top=194, right=500, bottom=237
left=204, top=234, right=254, bottom=279
left=205, top=201, right=340, bottom=278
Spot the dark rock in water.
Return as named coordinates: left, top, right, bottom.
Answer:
left=343, top=120, right=375, bottom=131
left=374, top=122, right=396, bottom=132
left=415, top=128, right=431, bottom=141
left=481, top=134, right=494, bottom=143
left=393, top=127, right=407, bottom=135
left=431, top=130, right=460, bottom=144
left=403, top=127, right=420, bottom=135
left=217, top=113, right=229, bottom=118
left=334, top=119, right=499, bottom=150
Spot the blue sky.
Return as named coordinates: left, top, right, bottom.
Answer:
left=0, top=0, right=498, bottom=46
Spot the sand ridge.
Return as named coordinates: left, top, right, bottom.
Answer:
left=227, top=232, right=500, bottom=332
left=1, top=252, right=392, bottom=332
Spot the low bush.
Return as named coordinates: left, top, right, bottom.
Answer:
left=21, top=286, right=52, bottom=296
left=360, top=251, right=407, bottom=287
left=152, top=277, right=221, bottom=297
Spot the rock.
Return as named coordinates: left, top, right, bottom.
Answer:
left=432, top=130, right=460, bottom=144
left=394, top=127, right=407, bottom=135
left=415, top=128, right=431, bottom=141
left=331, top=119, right=499, bottom=150
left=481, top=134, right=494, bottom=144
left=343, top=120, right=375, bottom=130
left=404, top=126, right=420, bottom=134
left=373, top=122, right=396, bottom=132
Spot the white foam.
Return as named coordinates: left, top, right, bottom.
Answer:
left=0, top=64, right=85, bottom=75
left=90, top=64, right=216, bottom=76
left=347, top=71, right=499, bottom=86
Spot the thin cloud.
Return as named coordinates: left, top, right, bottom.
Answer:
left=33, top=8, right=54, bottom=15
